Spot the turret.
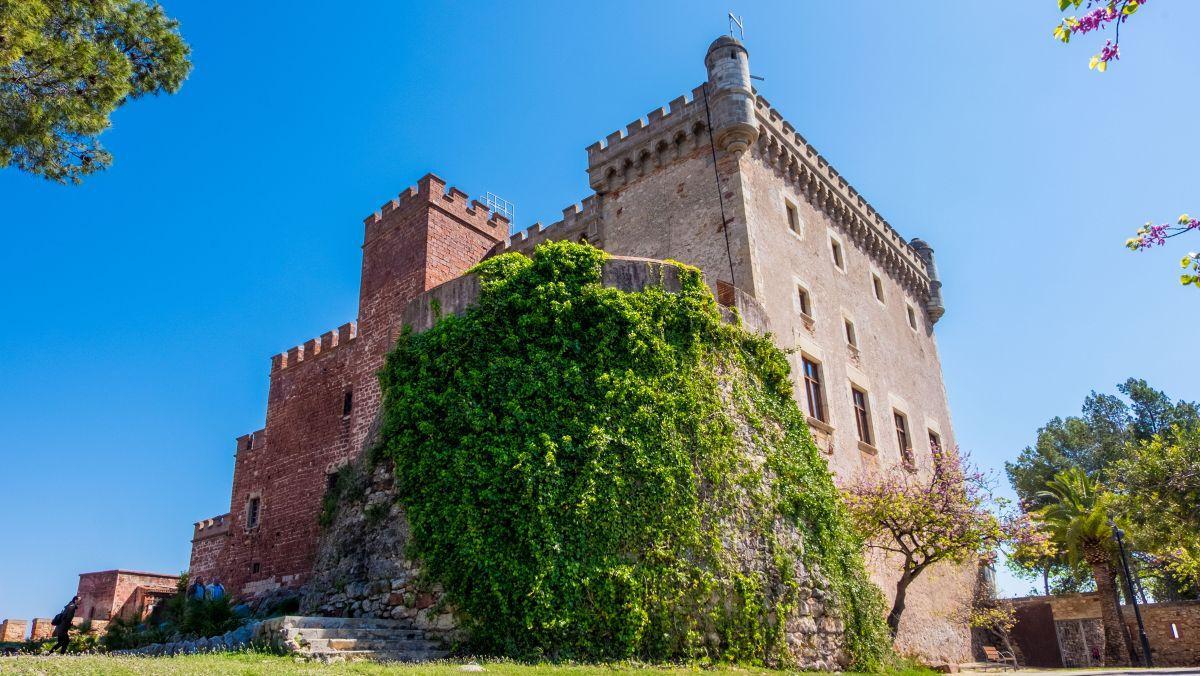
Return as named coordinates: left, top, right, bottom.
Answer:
left=703, top=36, right=759, bottom=155
left=909, top=238, right=946, bottom=323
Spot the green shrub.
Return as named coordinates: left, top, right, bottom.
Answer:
left=374, top=242, right=890, bottom=668
left=102, top=575, right=241, bottom=650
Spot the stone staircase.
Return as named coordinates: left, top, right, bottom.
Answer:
left=259, top=615, right=449, bottom=663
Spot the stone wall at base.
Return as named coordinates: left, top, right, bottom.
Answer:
left=30, top=618, right=54, bottom=641
left=0, top=619, right=28, bottom=642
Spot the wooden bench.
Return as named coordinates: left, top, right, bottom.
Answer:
left=983, top=645, right=1019, bottom=671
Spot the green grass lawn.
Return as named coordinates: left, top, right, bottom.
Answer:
left=0, top=652, right=937, bottom=675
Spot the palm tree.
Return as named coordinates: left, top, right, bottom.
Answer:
left=1036, top=467, right=1134, bottom=666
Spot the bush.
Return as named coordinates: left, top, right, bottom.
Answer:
left=374, top=242, right=890, bottom=668
left=102, top=575, right=241, bottom=650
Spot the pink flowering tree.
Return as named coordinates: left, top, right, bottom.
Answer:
left=1127, top=216, right=1200, bottom=288
left=843, top=447, right=1007, bottom=637
left=1052, top=0, right=1145, bottom=72
left=1052, top=2, right=1198, bottom=287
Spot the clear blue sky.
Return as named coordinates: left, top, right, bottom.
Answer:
left=1, top=1, right=1196, bottom=620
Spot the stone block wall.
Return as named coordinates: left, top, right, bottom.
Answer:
left=0, top=619, right=28, bottom=642
left=30, top=618, right=54, bottom=641
left=75, top=570, right=179, bottom=622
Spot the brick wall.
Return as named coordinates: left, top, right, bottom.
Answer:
left=188, top=513, right=230, bottom=583
left=0, top=619, right=28, bottom=642
left=201, top=174, right=507, bottom=599
left=75, top=570, right=179, bottom=622
left=30, top=618, right=54, bottom=641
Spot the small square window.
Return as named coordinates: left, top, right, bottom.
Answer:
left=844, top=318, right=857, bottom=347
left=797, top=286, right=811, bottom=317
left=872, top=274, right=885, bottom=303
left=907, top=304, right=918, bottom=330
left=785, top=201, right=800, bottom=233
left=247, top=497, right=261, bottom=529
left=852, top=387, right=873, bottom=445
left=830, top=238, right=845, bottom=270
left=252, top=562, right=261, bottom=574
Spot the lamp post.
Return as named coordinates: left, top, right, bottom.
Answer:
left=1111, top=521, right=1153, bottom=667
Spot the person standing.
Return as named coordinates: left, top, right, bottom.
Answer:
left=189, top=577, right=206, bottom=601
left=207, top=580, right=225, bottom=600
left=49, top=596, right=78, bottom=655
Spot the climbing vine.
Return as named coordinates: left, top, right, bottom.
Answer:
left=375, top=241, right=890, bottom=668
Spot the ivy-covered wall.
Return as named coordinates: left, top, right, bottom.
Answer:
left=307, top=241, right=890, bottom=670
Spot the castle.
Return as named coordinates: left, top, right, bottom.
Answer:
left=188, top=36, right=971, bottom=662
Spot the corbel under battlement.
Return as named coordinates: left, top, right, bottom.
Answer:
left=585, top=85, right=712, bottom=193
left=751, top=94, right=933, bottom=299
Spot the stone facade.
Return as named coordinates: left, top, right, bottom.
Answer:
left=75, top=570, right=179, bottom=623
left=1006, top=593, right=1200, bottom=667
left=29, top=618, right=54, bottom=641
left=0, top=619, right=28, bottom=642
left=190, top=35, right=967, bottom=662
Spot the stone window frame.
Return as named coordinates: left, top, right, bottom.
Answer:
left=828, top=233, right=847, bottom=273
left=783, top=193, right=804, bottom=240
left=892, top=407, right=916, bottom=471
left=793, top=274, right=815, bottom=332
left=906, top=302, right=919, bottom=331
left=245, top=492, right=262, bottom=532
left=842, top=309, right=862, bottom=366
left=870, top=270, right=886, bottom=306
left=845, top=368, right=876, bottom=454
left=799, top=352, right=830, bottom=429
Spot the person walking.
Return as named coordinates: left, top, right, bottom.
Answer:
left=49, top=596, right=78, bottom=655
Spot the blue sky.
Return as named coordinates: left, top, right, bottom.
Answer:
left=1, top=2, right=1196, bottom=620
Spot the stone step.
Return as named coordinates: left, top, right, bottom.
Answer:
left=303, top=637, right=441, bottom=652
left=286, top=627, right=427, bottom=641
left=276, top=615, right=417, bottom=631
left=306, top=648, right=450, bottom=664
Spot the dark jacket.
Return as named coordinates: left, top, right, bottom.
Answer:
left=53, top=602, right=77, bottom=635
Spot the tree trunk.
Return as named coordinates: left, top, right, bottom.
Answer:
left=887, top=572, right=914, bottom=638
left=1085, top=545, right=1133, bottom=666
left=1042, top=566, right=1050, bottom=596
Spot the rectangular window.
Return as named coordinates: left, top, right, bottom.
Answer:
left=844, top=318, right=857, bottom=347
left=894, top=411, right=913, bottom=465
left=852, top=387, right=872, bottom=445
left=247, top=497, right=261, bottom=529
left=252, top=562, right=260, bottom=574
left=907, top=304, right=918, bottom=330
left=802, top=357, right=826, bottom=422
left=786, top=201, right=800, bottom=233
left=342, top=390, right=353, bottom=416
left=797, top=286, right=811, bottom=317
left=830, top=238, right=845, bottom=270
left=872, top=274, right=885, bottom=303
left=928, top=430, right=942, bottom=453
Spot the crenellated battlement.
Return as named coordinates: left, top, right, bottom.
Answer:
left=486, top=194, right=603, bottom=258
left=585, top=85, right=712, bottom=194
left=362, top=173, right=510, bottom=246
left=751, top=94, right=933, bottom=297
left=193, top=513, right=231, bottom=541
left=270, top=322, right=357, bottom=374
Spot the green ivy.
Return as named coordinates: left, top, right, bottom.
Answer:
left=375, top=241, right=890, bottom=669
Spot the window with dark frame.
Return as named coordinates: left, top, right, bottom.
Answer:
left=844, top=318, right=857, bottom=347
left=342, top=390, right=353, bottom=416
left=895, top=411, right=914, bottom=465
left=830, top=238, right=844, bottom=269
left=872, top=274, right=885, bottom=302
left=247, top=497, right=261, bottom=529
left=252, top=562, right=260, bottom=574
left=852, top=387, right=872, bottom=445
left=797, top=286, right=811, bottom=317
left=907, top=304, right=918, bottom=330
left=928, top=429, right=942, bottom=453
left=786, top=201, right=799, bottom=232
left=801, top=357, right=826, bottom=422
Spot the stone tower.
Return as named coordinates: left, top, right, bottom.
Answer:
left=703, top=36, right=759, bottom=155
